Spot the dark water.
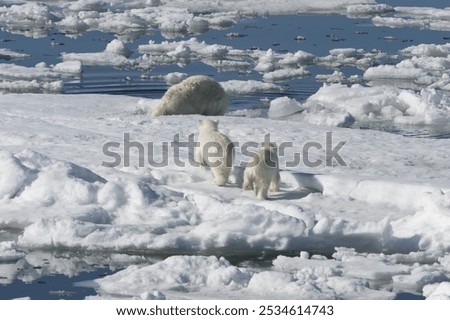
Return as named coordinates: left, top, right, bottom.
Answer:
left=1, top=9, right=448, bottom=99
left=0, top=267, right=113, bottom=300
left=2, top=7, right=449, bottom=137
left=395, top=292, right=426, bottom=300
left=1, top=2, right=449, bottom=299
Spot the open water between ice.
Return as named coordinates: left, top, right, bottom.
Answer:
left=0, top=249, right=429, bottom=300
left=1, top=5, right=450, bottom=138
left=1, top=0, right=450, bottom=300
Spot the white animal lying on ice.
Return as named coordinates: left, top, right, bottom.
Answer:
left=152, top=75, right=228, bottom=116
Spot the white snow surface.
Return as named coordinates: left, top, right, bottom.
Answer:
left=1, top=0, right=450, bottom=300
left=270, top=84, right=450, bottom=128
left=373, top=7, right=450, bottom=31
left=364, top=43, right=450, bottom=92
left=1, top=91, right=450, bottom=299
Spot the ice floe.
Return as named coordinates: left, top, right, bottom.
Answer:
left=364, top=42, right=450, bottom=91
left=0, top=48, right=29, bottom=60
left=271, top=84, right=450, bottom=127
left=1, top=0, right=450, bottom=301
left=0, top=62, right=65, bottom=93
left=0, top=241, right=25, bottom=262
left=220, top=80, right=283, bottom=96
left=91, top=248, right=450, bottom=299
left=0, top=90, right=449, bottom=298
left=62, top=39, right=132, bottom=67
left=373, top=6, right=450, bottom=31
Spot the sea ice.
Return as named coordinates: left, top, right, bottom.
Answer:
left=220, top=80, right=283, bottom=96
left=0, top=241, right=25, bottom=262
left=0, top=89, right=449, bottom=298
left=1, top=0, right=450, bottom=300
left=423, top=282, right=450, bottom=299
left=0, top=93, right=449, bottom=256
left=372, top=6, right=450, bottom=31
left=62, top=39, right=131, bottom=67
left=0, top=48, right=29, bottom=61
left=289, top=83, right=450, bottom=126
left=268, top=96, right=304, bottom=118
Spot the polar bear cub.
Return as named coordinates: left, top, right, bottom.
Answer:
left=152, top=75, right=228, bottom=116
left=196, top=119, right=234, bottom=186
left=243, top=142, right=280, bottom=200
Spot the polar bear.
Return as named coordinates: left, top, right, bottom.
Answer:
left=243, top=142, right=280, bottom=200
left=152, top=75, right=228, bottom=116
left=195, top=119, right=234, bottom=186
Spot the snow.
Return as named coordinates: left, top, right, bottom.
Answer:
left=92, top=253, right=400, bottom=299
left=0, top=48, right=29, bottom=60
left=423, top=282, right=450, bottom=300
left=262, top=68, right=310, bottom=82
left=160, top=0, right=378, bottom=16
left=401, top=43, right=450, bottom=58
left=220, top=80, right=283, bottom=96
left=268, top=97, right=304, bottom=118
left=0, top=241, right=25, bottom=262
left=318, top=48, right=390, bottom=69
left=372, top=16, right=426, bottom=29
left=273, top=84, right=450, bottom=127
left=346, top=4, right=394, bottom=17
left=0, top=63, right=59, bottom=81
left=136, top=38, right=241, bottom=71
left=62, top=39, right=131, bottom=67
left=0, top=89, right=450, bottom=298
left=360, top=42, right=450, bottom=92
left=1, top=0, right=450, bottom=301
left=92, top=249, right=450, bottom=300
left=163, top=72, right=188, bottom=85
left=372, top=7, right=450, bottom=31
left=53, top=60, right=82, bottom=75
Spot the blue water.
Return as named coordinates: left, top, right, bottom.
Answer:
left=395, top=292, right=426, bottom=300
left=0, top=267, right=114, bottom=300
left=2, top=8, right=449, bottom=104
left=0, top=1, right=449, bottom=299
left=3, top=10, right=450, bottom=140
